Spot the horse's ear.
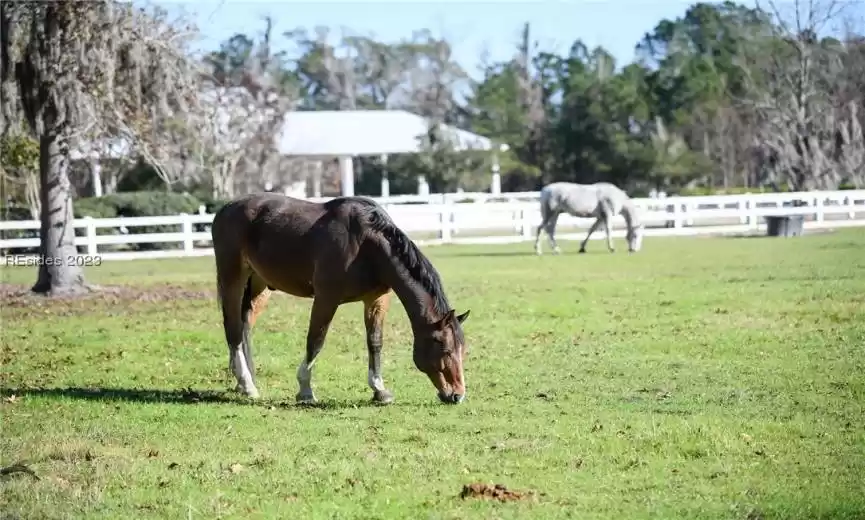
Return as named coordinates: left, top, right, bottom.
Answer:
left=456, top=310, right=470, bottom=323
left=436, top=309, right=456, bottom=328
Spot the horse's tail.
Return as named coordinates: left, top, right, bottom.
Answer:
left=211, top=202, right=232, bottom=311
left=211, top=200, right=255, bottom=376
left=539, top=185, right=553, bottom=223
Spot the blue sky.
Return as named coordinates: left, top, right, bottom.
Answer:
left=155, top=0, right=718, bottom=77
left=154, top=0, right=865, bottom=79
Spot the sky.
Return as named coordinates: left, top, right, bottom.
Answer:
left=152, top=0, right=865, bottom=81
left=154, top=0, right=720, bottom=78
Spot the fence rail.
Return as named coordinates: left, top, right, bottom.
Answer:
left=2, top=190, right=864, bottom=264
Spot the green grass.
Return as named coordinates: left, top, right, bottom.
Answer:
left=1, top=230, right=864, bottom=519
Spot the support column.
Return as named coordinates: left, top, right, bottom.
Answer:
left=312, top=161, right=322, bottom=198
left=380, top=154, right=390, bottom=197
left=491, top=162, right=501, bottom=195
left=491, top=143, right=508, bottom=195
left=90, top=156, right=103, bottom=197
left=339, top=156, right=355, bottom=197
left=417, top=175, right=429, bottom=196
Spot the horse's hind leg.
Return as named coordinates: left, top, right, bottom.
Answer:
left=364, top=292, right=394, bottom=405
left=217, top=263, right=260, bottom=399
left=546, top=212, right=562, bottom=254
left=296, top=296, right=339, bottom=404
left=240, top=274, right=271, bottom=381
left=534, top=213, right=550, bottom=255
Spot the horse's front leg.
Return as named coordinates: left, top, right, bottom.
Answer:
left=364, top=292, right=394, bottom=405
left=579, top=218, right=602, bottom=253
left=546, top=212, right=562, bottom=254
left=296, top=297, right=338, bottom=404
left=602, top=215, right=615, bottom=252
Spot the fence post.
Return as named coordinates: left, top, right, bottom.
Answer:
left=746, top=194, right=758, bottom=230
left=685, top=202, right=694, bottom=226
left=814, top=196, right=824, bottom=222
left=739, top=194, right=749, bottom=225
left=521, top=208, right=533, bottom=239
left=672, top=199, right=683, bottom=229
left=181, top=213, right=194, bottom=254
left=84, top=216, right=98, bottom=255
left=439, top=204, right=452, bottom=242
left=846, top=196, right=855, bottom=219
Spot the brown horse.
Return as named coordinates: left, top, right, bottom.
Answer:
left=210, top=193, right=471, bottom=405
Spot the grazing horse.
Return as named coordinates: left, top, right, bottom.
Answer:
left=211, top=193, right=471, bottom=405
left=534, top=182, right=644, bottom=255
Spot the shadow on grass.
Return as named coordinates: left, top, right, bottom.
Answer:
left=2, top=386, right=237, bottom=405
left=0, top=386, right=423, bottom=410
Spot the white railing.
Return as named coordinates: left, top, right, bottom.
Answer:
left=2, top=190, right=864, bottom=263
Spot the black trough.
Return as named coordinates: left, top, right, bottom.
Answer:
left=765, top=215, right=805, bottom=237
left=766, top=199, right=808, bottom=237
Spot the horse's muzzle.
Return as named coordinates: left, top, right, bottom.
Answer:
left=438, top=392, right=465, bottom=404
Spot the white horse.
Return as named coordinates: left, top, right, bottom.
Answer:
left=534, top=181, right=644, bottom=255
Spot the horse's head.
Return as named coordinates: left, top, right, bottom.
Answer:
left=413, top=309, right=470, bottom=404
left=627, top=224, right=644, bottom=253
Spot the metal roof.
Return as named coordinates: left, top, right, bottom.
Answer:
left=275, top=109, right=495, bottom=157
left=73, top=108, right=497, bottom=161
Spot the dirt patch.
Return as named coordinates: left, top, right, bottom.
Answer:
left=459, top=482, right=535, bottom=502
left=0, top=283, right=213, bottom=317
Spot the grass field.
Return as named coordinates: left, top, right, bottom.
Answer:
left=1, top=230, right=864, bottom=520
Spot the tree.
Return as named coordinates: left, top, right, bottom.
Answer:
left=0, top=1, right=204, bottom=295
left=202, top=17, right=297, bottom=199
left=636, top=2, right=776, bottom=190
left=743, top=0, right=865, bottom=190
left=465, top=23, right=557, bottom=190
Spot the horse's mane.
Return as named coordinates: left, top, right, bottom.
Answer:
left=349, top=198, right=451, bottom=316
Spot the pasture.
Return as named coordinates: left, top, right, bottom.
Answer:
left=1, top=230, right=864, bottom=519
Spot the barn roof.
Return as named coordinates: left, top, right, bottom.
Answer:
left=275, top=109, right=495, bottom=157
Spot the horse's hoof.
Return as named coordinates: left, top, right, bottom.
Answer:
left=578, top=249, right=587, bottom=254
left=295, top=392, right=317, bottom=405
left=372, top=389, right=395, bottom=405
left=235, top=384, right=260, bottom=399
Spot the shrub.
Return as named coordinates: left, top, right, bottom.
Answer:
left=74, top=197, right=119, bottom=219
left=193, top=194, right=232, bottom=214
left=676, top=186, right=790, bottom=197
left=0, top=205, right=39, bottom=255
left=71, top=192, right=204, bottom=251
left=113, top=192, right=202, bottom=251
left=106, top=191, right=202, bottom=217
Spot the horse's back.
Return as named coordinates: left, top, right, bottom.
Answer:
left=541, top=182, right=600, bottom=215
left=212, top=193, right=386, bottom=299
left=593, top=182, right=627, bottom=199
left=215, top=192, right=321, bottom=225
left=593, top=183, right=631, bottom=212
left=212, top=194, right=328, bottom=290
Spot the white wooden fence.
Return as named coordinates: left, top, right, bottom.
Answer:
left=2, top=190, right=864, bottom=264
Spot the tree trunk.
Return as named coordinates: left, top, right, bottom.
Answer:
left=31, top=127, right=88, bottom=295
left=104, top=167, right=118, bottom=194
